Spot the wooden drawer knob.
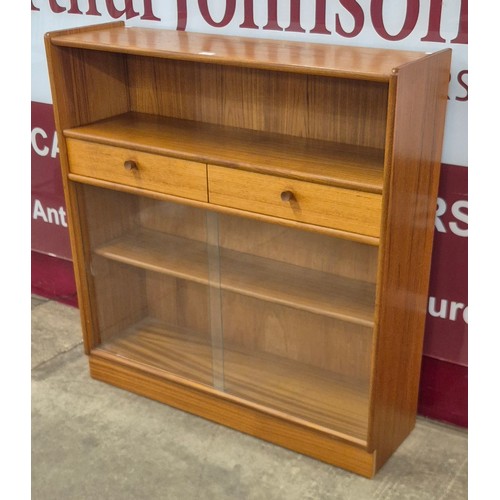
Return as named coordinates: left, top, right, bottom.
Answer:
left=124, top=160, right=138, bottom=171
left=280, top=190, right=295, bottom=202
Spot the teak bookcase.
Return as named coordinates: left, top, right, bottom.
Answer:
left=45, top=21, right=451, bottom=477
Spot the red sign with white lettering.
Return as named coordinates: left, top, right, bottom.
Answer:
left=31, top=102, right=72, bottom=260
left=424, top=164, right=468, bottom=365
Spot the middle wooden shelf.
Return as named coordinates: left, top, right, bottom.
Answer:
left=64, top=111, right=385, bottom=193
left=95, top=227, right=376, bottom=327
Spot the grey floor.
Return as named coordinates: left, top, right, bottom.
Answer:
left=32, top=294, right=468, bottom=500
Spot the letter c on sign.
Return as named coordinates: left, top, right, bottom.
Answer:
left=32, top=127, right=49, bottom=157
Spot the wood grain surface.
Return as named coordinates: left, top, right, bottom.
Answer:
left=67, top=138, right=208, bottom=202
left=49, top=25, right=428, bottom=81
left=94, top=227, right=376, bottom=326
left=96, top=316, right=370, bottom=441
left=368, top=49, right=452, bottom=470
left=45, top=21, right=451, bottom=477
left=90, top=353, right=376, bottom=477
left=65, top=112, right=385, bottom=193
left=208, top=165, right=382, bottom=236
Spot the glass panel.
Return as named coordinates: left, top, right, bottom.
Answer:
left=79, top=183, right=378, bottom=440
left=80, top=184, right=214, bottom=387
left=216, top=214, right=378, bottom=441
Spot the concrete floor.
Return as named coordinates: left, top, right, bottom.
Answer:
left=32, top=294, right=468, bottom=500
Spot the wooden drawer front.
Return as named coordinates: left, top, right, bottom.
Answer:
left=208, top=165, right=382, bottom=237
left=66, top=139, right=208, bottom=202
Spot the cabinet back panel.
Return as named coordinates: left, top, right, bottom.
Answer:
left=82, top=188, right=209, bottom=245
left=221, top=291, right=372, bottom=381
left=91, top=257, right=148, bottom=343
left=218, top=214, right=378, bottom=283
left=126, top=57, right=388, bottom=149
left=138, top=197, right=208, bottom=242
left=91, top=261, right=211, bottom=345
left=146, top=273, right=211, bottom=339
left=80, top=185, right=139, bottom=249
left=220, top=291, right=371, bottom=439
left=55, top=48, right=129, bottom=129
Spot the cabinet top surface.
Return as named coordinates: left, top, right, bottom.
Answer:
left=48, top=24, right=433, bottom=81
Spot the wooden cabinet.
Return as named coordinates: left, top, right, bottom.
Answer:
left=45, top=21, right=451, bottom=477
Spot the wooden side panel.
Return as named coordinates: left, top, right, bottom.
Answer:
left=44, top=22, right=129, bottom=353
left=127, top=57, right=388, bottom=148
left=369, top=50, right=452, bottom=469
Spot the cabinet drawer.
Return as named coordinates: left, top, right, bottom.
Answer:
left=208, top=165, right=382, bottom=237
left=66, top=139, right=208, bottom=202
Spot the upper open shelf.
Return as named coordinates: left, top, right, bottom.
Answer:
left=48, top=24, right=430, bottom=82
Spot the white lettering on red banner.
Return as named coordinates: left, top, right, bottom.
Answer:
left=31, top=126, right=59, bottom=159
left=428, top=296, right=468, bottom=324
left=435, top=197, right=468, bottom=237
left=32, top=199, right=68, bottom=228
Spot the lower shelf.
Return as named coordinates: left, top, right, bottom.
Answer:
left=96, top=317, right=370, bottom=443
left=89, top=349, right=376, bottom=478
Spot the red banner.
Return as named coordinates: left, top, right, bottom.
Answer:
left=31, top=102, right=72, bottom=260
left=424, top=164, right=468, bottom=365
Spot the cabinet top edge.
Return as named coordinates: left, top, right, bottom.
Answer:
left=47, top=24, right=442, bottom=81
